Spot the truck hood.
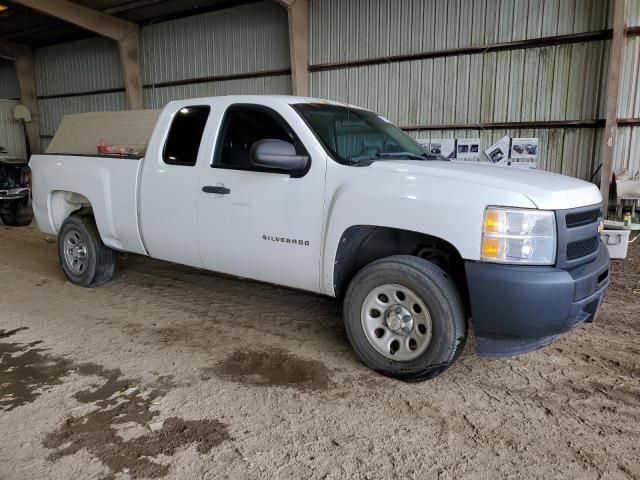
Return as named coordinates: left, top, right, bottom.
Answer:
left=368, top=160, right=602, bottom=210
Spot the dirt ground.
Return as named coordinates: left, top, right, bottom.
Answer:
left=0, top=224, right=639, bottom=480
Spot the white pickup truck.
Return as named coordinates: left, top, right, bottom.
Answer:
left=30, top=95, right=610, bottom=381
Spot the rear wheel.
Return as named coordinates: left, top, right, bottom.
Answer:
left=0, top=197, right=33, bottom=227
left=58, top=214, right=116, bottom=287
left=344, top=255, right=466, bottom=381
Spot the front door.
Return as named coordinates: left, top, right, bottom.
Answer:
left=196, top=104, right=326, bottom=292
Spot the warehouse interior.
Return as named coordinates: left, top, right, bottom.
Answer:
left=1, top=0, right=639, bottom=201
left=1, top=1, right=640, bottom=479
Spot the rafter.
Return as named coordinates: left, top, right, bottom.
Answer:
left=11, top=0, right=136, bottom=41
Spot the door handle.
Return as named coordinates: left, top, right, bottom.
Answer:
left=202, top=185, right=230, bottom=195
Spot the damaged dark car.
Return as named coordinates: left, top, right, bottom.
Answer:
left=0, top=146, right=33, bottom=226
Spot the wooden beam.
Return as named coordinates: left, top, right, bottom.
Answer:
left=12, top=0, right=144, bottom=109
left=599, top=0, right=626, bottom=216
left=11, top=0, right=135, bottom=41
left=0, top=40, right=42, bottom=154
left=275, top=0, right=309, bottom=96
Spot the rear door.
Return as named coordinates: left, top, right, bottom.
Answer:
left=196, top=102, right=326, bottom=292
left=139, top=104, right=211, bottom=267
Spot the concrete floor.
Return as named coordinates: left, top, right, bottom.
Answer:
left=1, top=224, right=639, bottom=480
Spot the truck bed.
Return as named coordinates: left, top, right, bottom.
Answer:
left=29, top=153, right=147, bottom=255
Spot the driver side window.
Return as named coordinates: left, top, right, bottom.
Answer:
left=212, top=105, right=304, bottom=172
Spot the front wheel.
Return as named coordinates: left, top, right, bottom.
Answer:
left=58, top=214, right=116, bottom=287
left=343, top=255, right=467, bottom=381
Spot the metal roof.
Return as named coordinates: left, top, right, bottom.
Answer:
left=0, top=0, right=258, bottom=48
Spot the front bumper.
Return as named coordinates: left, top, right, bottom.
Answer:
left=465, top=242, right=610, bottom=357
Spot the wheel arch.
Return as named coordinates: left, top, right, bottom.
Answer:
left=49, top=190, right=92, bottom=232
left=332, top=225, right=470, bottom=314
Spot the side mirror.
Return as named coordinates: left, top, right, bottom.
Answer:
left=250, top=139, right=309, bottom=173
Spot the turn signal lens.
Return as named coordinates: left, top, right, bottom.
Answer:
left=484, top=209, right=502, bottom=234
left=481, top=237, right=500, bottom=259
left=481, top=207, right=556, bottom=265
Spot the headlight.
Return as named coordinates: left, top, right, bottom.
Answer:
left=481, top=207, right=556, bottom=265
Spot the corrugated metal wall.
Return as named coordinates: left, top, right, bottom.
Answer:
left=0, top=100, right=27, bottom=159
left=36, top=0, right=291, bottom=149
left=39, top=92, right=129, bottom=140
left=35, top=37, right=124, bottom=97
left=0, top=61, right=20, bottom=100
left=616, top=0, right=640, bottom=178
left=142, top=0, right=292, bottom=109
left=311, top=42, right=609, bottom=127
left=311, top=0, right=612, bottom=64
left=34, top=36, right=127, bottom=150
left=141, top=2, right=290, bottom=84
left=628, top=0, right=640, bottom=26
left=310, top=0, right=617, bottom=180
left=143, top=76, right=292, bottom=109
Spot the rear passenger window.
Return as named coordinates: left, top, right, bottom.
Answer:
left=163, top=105, right=210, bottom=166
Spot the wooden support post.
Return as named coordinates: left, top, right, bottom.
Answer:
left=599, top=0, right=626, bottom=216
left=275, top=0, right=310, bottom=96
left=12, top=0, right=144, bottom=109
left=0, top=41, right=41, bottom=154
left=118, top=29, right=144, bottom=110
left=15, top=50, right=42, bottom=154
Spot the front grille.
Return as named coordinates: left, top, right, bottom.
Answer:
left=567, top=236, right=599, bottom=261
left=566, top=209, right=600, bottom=228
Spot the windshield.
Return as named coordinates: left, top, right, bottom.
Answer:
left=293, top=103, right=442, bottom=166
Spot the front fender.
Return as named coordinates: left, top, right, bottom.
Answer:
left=320, top=166, right=536, bottom=295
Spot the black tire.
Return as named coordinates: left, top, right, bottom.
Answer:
left=344, top=255, right=467, bottom=382
left=58, top=214, right=116, bottom=288
left=0, top=197, right=33, bottom=227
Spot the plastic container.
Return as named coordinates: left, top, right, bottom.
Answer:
left=601, top=229, right=630, bottom=259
